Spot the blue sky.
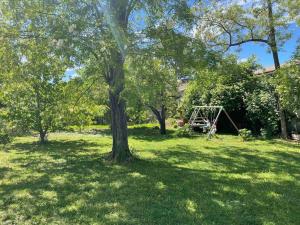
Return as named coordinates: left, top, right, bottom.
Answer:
left=65, top=12, right=299, bottom=78
left=229, top=23, right=300, bottom=67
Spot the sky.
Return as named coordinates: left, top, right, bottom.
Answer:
left=66, top=23, right=299, bottom=78
left=65, top=3, right=300, bottom=77
left=229, top=23, right=300, bottom=67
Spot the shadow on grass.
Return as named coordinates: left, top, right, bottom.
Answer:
left=151, top=144, right=300, bottom=176
left=128, top=126, right=178, bottom=141
left=11, top=139, right=102, bottom=153
left=265, top=139, right=300, bottom=149
left=0, top=167, right=11, bottom=178
left=75, top=125, right=203, bottom=141
left=0, top=139, right=299, bottom=224
left=75, top=126, right=179, bottom=141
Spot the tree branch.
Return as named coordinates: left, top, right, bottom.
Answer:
left=147, top=105, right=161, bottom=120
left=228, top=38, right=269, bottom=48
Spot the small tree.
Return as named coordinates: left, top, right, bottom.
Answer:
left=126, top=57, right=178, bottom=134
left=3, top=40, right=67, bottom=143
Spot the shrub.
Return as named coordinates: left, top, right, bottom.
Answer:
left=175, top=124, right=192, bottom=137
left=239, top=129, right=252, bottom=141
left=260, top=128, right=272, bottom=139
left=166, top=118, right=177, bottom=128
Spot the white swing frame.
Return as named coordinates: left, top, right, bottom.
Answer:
left=189, top=106, right=239, bottom=138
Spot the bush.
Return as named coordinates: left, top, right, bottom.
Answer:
left=166, top=118, right=177, bottom=128
left=175, top=124, right=192, bottom=137
left=0, top=132, right=12, bottom=146
left=260, top=128, right=272, bottom=139
left=239, top=129, right=252, bottom=141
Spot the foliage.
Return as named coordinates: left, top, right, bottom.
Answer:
left=126, top=56, right=178, bottom=117
left=2, top=39, right=67, bottom=141
left=274, top=62, right=300, bottom=114
left=239, top=128, right=252, bottom=141
left=61, top=76, right=109, bottom=131
left=0, top=132, right=12, bottom=146
left=244, top=76, right=279, bottom=135
left=197, top=0, right=296, bottom=52
left=181, top=56, right=280, bottom=134
left=0, top=119, right=13, bottom=146
left=283, top=0, right=300, bottom=25
left=174, top=124, right=192, bottom=137
left=260, top=128, right=272, bottom=139
left=292, top=40, right=300, bottom=60
left=166, top=118, right=178, bottom=128
left=181, top=55, right=256, bottom=112
left=195, top=0, right=296, bottom=138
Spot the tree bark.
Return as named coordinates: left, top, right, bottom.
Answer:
left=107, top=54, right=132, bottom=161
left=267, top=0, right=288, bottom=139
left=104, top=0, right=132, bottom=161
left=39, top=130, right=47, bottom=144
left=149, top=105, right=167, bottom=135
left=159, top=105, right=166, bottom=135
left=109, top=90, right=131, bottom=161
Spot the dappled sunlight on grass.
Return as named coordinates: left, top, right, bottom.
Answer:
left=0, top=128, right=299, bottom=224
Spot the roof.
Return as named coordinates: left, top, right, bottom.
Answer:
left=253, top=65, right=276, bottom=75
left=254, top=60, right=300, bottom=75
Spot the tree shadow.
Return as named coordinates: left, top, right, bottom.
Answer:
left=0, top=167, right=11, bottom=178
left=265, top=139, right=300, bottom=149
left=151, top=144, right=300, bottom=175
left=11, top=139, right=102, bottom=153
left=127, top=126, right=203, bottom=141
left=0, top=139, right=299, bottom=224
left=128, top=127, right=176, bottom=141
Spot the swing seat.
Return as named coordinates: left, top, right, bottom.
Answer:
left=191, top=123, right=207, bottom=128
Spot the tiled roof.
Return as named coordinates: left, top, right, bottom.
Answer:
left=254, top=60, right=300, bottom=75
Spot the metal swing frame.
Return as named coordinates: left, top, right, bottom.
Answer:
left=189, top=106, right=239, bottom=138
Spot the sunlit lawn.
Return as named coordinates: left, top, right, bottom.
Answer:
left=0, top=126, right=299, bottom=225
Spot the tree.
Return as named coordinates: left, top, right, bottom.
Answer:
left=126, top=57, right=178, bottom=134
left=126, top=19, right=217, bottom=134
left=0, top=1, right=71, bottom=143
left=292, top=40, right=300, bottom=60
left=3, top=39, right=67, bottom=143
left=274, top=62, right=300, bottom=114
left=195, top=0, right=298, bottom=138
left=284, top=0, right=300, bottom=25
left=1, top=0, right=196, bottom=159
left=45, top=0, right=193, bottom=161
left=0, top=0, right=135, bottom=159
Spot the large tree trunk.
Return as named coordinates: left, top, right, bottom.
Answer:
left=107, top=54, right=132, bottom=162
left=109, top=90, right=131, bottom=161
left=267, top=0, right=288, bottom=139
left=149, top=105, right=167, bottom=135
left=105, top=0, right=132, bottom=161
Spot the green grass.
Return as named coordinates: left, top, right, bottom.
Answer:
left=0, top=127, right=299, bottom=225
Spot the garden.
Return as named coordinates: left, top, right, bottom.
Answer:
left=1, top=0, right=300, bottom=224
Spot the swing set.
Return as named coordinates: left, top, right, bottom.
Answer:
left=189, top=106, right=239, bottom=138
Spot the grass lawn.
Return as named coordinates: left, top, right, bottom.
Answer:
left=0, top=126, right=299, bottom=225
